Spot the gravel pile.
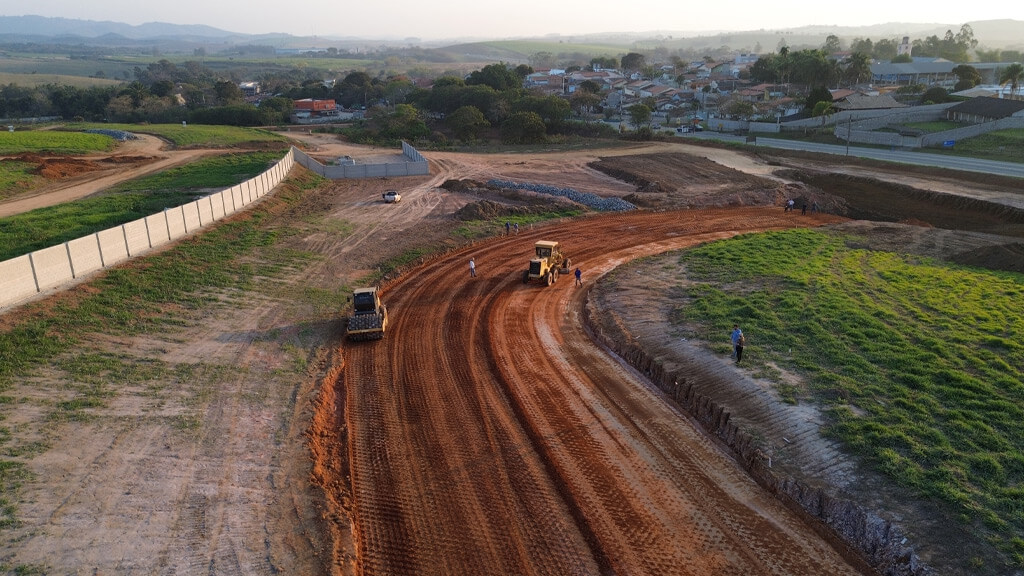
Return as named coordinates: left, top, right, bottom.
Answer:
left=489, top=179, right=636, bottom=212
left=83, top=129, right=138, bottom=141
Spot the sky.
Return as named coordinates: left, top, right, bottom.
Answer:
left=6, top=2, right=1023, bottom=41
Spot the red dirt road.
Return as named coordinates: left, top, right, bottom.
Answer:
left=321, top=207, right=871, bottom=575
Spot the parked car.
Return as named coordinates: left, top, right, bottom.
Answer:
left=383, top=190, right=401, bottom=203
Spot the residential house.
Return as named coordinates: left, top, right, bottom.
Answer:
left=945, top=96, right=1024, bottom=123
left=293, top=98, right=338, bottom=118
left=833, top=94, right=907, bottom=111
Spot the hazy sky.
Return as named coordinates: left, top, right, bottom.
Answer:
left=6, top=2, right=1022, bottom=40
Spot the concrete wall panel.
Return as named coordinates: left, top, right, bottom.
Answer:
left=67, top=235, right=104, bottom=277
left=182, top=201, right=202, bottom=232
left=145, top=213, right=170, bottom=248
left=123, top=218, right=150, bottom=257
left=197, top=195, right=215, bottom=225
left=30, top=244, right=74, bottom=291
left=232, top=185, right=246, bottom=210
left=165, top=208, right=187, bottom=241
left=96, top=227, right=129, bottom=266
left=210, top=192, right=227, bottom=221
left=0, top=256, right=38, bottom=308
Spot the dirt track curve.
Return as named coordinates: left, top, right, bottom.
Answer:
left=320, top=207, right=872, bottom=575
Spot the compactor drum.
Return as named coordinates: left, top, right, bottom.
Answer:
left=346, top=287, right=388, bottom=341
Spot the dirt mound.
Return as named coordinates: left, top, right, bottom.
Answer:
left=454, top=198, right=577, bottom=221
left=106, top=155, right=158, bottom=164
left=440, top=178, right=488, bottom=192
left=952, top=242, right=1024, bottom=272
left=2, top=152, right=162, bottom=180
left=34, top=157, right=104, bottom=178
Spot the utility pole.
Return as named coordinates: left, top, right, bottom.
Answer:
left=846, top=114, right=852, bottom=156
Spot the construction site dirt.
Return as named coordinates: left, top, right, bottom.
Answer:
left=2, top=131, right=1023, bottom=575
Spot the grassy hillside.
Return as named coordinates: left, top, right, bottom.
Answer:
left=670, top=228, right=1024, bottom=570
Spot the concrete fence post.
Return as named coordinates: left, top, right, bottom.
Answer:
left=181, top=205, right=188, bottom=233
left=144, top=217, right=153, bottom=249
left=27, top=253, right=40, bottom=292
left=122, top=224, right=131, bottom=257
left=96, top=232, right=106, bottom=268
left=65, top=242, right=76, bottom=278
left=164, top=209, right=172, bottom=241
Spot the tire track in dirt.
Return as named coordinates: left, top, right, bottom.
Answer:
left=330, top=207, right=871, bottom=575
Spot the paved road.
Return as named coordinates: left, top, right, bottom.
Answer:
left=683, top=133, right=1024, bottom=179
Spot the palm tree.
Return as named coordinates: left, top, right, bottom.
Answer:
left=999, top=63, right=1023, bottom=99
left=844, top=52, right=872, bottom=85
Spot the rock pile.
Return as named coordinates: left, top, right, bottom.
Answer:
left=488, top=179, right=636, bottom=212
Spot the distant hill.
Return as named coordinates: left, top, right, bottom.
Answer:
left=0, top=15, right=234, bottom=39
left=0, top=15, right=1021, bottom=54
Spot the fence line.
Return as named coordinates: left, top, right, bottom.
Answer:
left=0, top=149, right=297, bottom=312
left=1, top=141, right=428, bottom=312
left=292, top=141, right=429, bottom=178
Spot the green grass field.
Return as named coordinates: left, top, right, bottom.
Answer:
left=903, top=120, right=961, bottom=132
left=927, top=128, right=1024, bottom=163
left=0, top=152, right=284, bottom=261
left=0, top=162, right=42, bottom=201
left=0, top=131, right=115, bottom=155
left=66, top=122, right=288, bottom=148
left=466, top=39, right=631, bottom=59
left=670, top=228, right=1024, bottom=568
left=0, top=72, right=123, bottom=88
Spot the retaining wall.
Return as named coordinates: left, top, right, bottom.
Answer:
left=581, top=296, right=928, bottom=576
left=292, top=141, right=429, bottom=178
left=0, top=149, right=297, bottom=312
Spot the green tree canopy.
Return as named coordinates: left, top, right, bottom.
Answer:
left=627, top=103, right=651, bottom=128
left=214, top=80, right=243, bottom=105
left=843, top=52, right=872, bottom=84
left=368, top=103, right=430, bottom=141
left=823, top=34, right=842, bottom=54
left=500, top=111, right=547, bottom=144
left=514, top=94, right=570, bottom=129
left=569, top=91, right=601, bottom=117
left=805, top=85, right=833, bottom=110
left=952, top=64, right=982, bottom=91
left=999, top=63, right=1024, bottom=98
left=467, top=63, right=521, bottom=91
left=446, top=105, right=490, bottom=141
left=621, top=52, right=646, bottom=72
left=920, top=87, right=950, bottom=104
left=912, top=24, right=977, bottom=62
